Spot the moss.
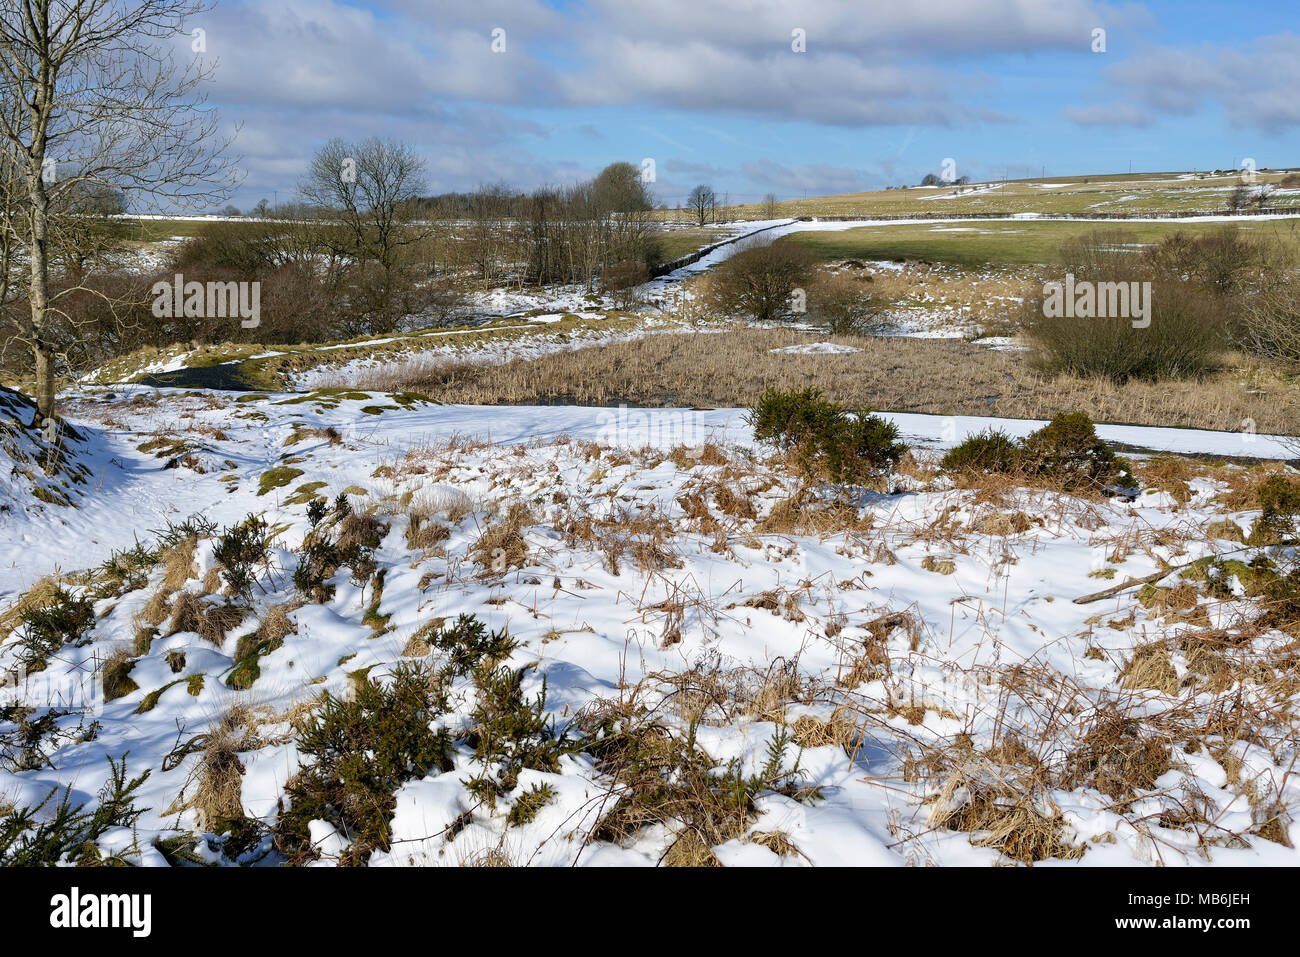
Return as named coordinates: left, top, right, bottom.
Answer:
left=1207, top=557, right=1277, bottom=597
left=258, top=466, right=305, bottom=496
left=30, top=485, right=73, bottom=507
left=135, top=678, right=188, bottom=714
left=226, top=658, right=261, bottom=690
left=187, top=674, right=205, bottom=696
left=284, top=481, right=328, bottom=506
left=360, top=570, right=391, bottom=637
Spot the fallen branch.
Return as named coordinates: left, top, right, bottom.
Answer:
left=1073, top=568, right=1176, bottom=605
left=1072, top=540, right=1284, bottom=605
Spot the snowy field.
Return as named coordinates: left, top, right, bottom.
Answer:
left=2, top=387, right=1297, bottom=866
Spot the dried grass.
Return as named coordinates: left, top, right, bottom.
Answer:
left=349, top=327, right=1300, bottom=436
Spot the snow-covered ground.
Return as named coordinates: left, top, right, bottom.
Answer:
left=2, top=388, right=1296, bottom=867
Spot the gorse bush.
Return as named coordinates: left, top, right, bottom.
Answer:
left=93, top=543, right=158, bottom=599
left=584, top=708, right=818, bottom=866
left=292, top=495, right=385, bottom=602
left=747, top=387, right=907, bottom=485
left=942, top=413, right=1135, bottom=494
left=748, top=387, right=843, bottom=449
left=423, top=614, right=519, bottom=678
left=1, top=706, right=100, bottom=773
left=0, top=755, right=149, bottom=866
left=1251, top=475, right=1300, bottom=543
left=1019, top=413, right=1135, bottom=492
left=276, top=663, right=454, bottom=865
left=16, top=587, right=95, bottom=673
left=213, top=513, right=270, bottom=600
left=940, top=429, right=1021, bottom=474
left=276, top=614, right=551, bottom=862
left=464, top=667, right=565, bottom=807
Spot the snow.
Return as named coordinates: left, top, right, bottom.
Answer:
left=0, top=384, right=1295, bottom=867
left=768, top=342, right=863, bottom=355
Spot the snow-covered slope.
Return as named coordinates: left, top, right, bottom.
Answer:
left=0, top=387, right=1296, bottom=867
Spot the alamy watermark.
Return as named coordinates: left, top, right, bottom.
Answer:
left=0, top=663, right=103, bottom=715
left=151, top=273, right=261, bottom=328
left=596, top=404, right=715, bottom=456
left=50, top=887, right=151, bottom=937
left=1042, top=273, right=1152, bottom=328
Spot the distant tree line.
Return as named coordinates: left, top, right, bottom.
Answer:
left=1, top=137, right=670, bottom=386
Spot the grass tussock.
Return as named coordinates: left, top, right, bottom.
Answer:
left=168, top=592, right=246, bottom=645
left=99, top=647, right=139, bottom=702
left=472, top=503, right=535, bottom=575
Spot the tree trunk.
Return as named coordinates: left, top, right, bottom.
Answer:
left=29, top=177, right=54, bottom=424
left=32, top=340, right=55, bottom=426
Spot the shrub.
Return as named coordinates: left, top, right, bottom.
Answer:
left=292, top=495, right=386, bottom=602
left=708, top=239, right=816, bottom=323
left=806, top=271, right=886, bottom=335
left=276, top=663, right=454, bottom=864
left=419, top=614, right=518, bottom=678
left=940, top=429, right=1021, bottom=473
left=463, top=667, right=565, bottom=807
left=941, top=415, right=1135, bottom=494
left=1, top=706, right=100, bottom=773
left=1019, top=412, right=1135, bottom=492
left=603, top=259, right=650, bottom=309
left=1238, top=238, right=1300, bottom=362
left=1022, top=230, right=1234, bottom=382
left=1251, top=474, right=1300, bottom=543
left=15, top=588, right=95, bottom=673
left=507, top=783, right=556, bottom=827
left=747, top=388, right=907, bottom=485
left=93, top=543, right=159, bottom=599
left=213, top=513, right=270, bottom=600
left=747, top=387, right=842, bottom=450
left=583, top=709, right=817, bottom=865
left=0, top=755, right=150, bottom=865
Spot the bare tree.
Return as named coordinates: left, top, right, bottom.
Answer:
left=299, top=137, right=431, bottom=330
left=761, top=192, right=779, bottom=220
left=707, top=238, right=815, bottom=323
left=688, top=184, right=716, bottom=227
left=300, top=137, right=428, bottom=273
left=0, top=0, right=237, bottom=425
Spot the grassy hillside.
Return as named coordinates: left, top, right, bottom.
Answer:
left=682, top=169, right=1300, bottom=221
left=782, top=218, right=1300, bottom=267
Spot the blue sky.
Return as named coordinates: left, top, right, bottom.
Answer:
left=188, top=0, right=1300, bottom=210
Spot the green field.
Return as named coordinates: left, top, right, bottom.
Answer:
left=781, top=218, right=1300, bottom=267
left=668, top=169, right=1300, bottom=221
left=654, top=227, right=730, bottom=262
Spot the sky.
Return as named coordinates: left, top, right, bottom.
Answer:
left=182, top=0, right=1300, bottom=211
